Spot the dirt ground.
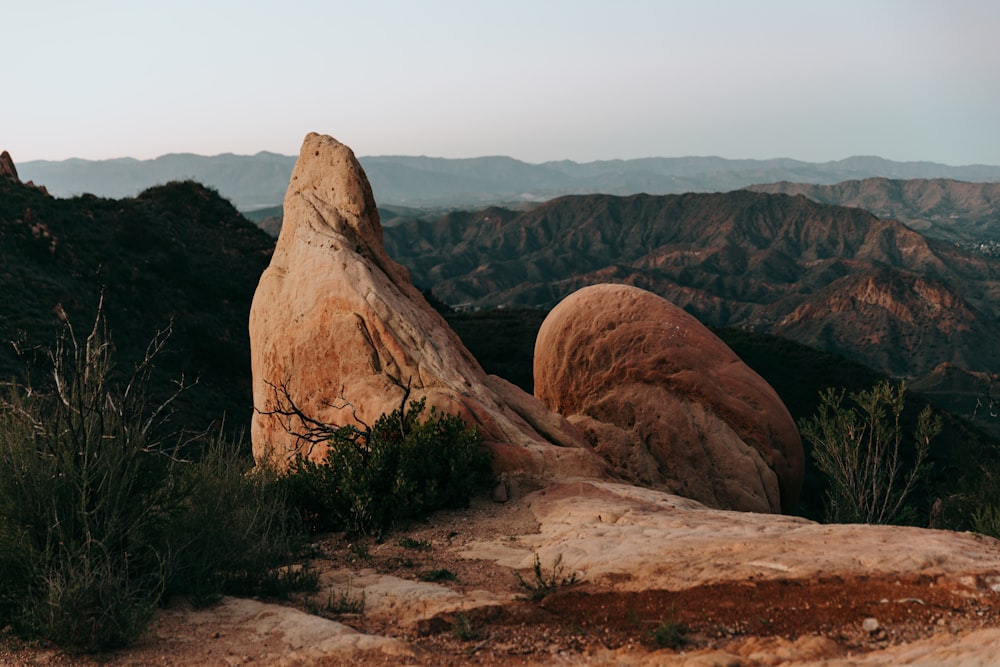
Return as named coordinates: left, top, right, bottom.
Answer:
left=3, top=496, right=1000, bottom=666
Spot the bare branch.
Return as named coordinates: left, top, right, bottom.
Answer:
left=386, top=374, right=413, bottom=437
left=256, top=380, right=368, bottom=458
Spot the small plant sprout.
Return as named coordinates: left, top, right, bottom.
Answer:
left=650, top=620, right=689, bottom=649
left=515, top=553, right=579, bottom=601
left=322, top=586, right=366, bottom=616
left=397, top=537, right=431, bottom=550
left=452, top=612, right=481, bottom=641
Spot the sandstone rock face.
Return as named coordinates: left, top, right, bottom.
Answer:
left=249, top=133, right=605, bottom=479
left=0, top=151, right=18, bottom=182
left=533, top=283, right=804, bottom=513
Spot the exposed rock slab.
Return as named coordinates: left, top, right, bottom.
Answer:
left=533, top=284, right=803, bottom=513
left=249, top=133, right=605, bottom=480
left=12, top=481, right=1000, bottom=665
left=465, top=481, right=1000, bottom=589
left=121, top=596, right=414, bottom=666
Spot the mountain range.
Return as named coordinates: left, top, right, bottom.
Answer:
left=383, top=191, right=1000, bottom=389
left=746, top=178, right=1000, bottom=246
left=18, top=151, right=1000, bottom=212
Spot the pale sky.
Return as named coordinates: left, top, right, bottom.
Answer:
left=4, top=0, right=1000, bottom=165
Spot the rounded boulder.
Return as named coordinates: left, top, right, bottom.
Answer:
left=533, top=284, right=803, bottom=513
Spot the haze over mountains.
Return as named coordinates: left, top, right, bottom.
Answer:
left=18, top=152, right=1000, bottom=211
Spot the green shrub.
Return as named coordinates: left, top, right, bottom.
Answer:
left=0, top=310, right=303, bottom=652
left=957, top=467, right=1000, bottom=539
left=279, top=396, right=491, bottom=535
left=160, top=436, right=307, bottom=606
left=971, top=503, right=1000, bottom=539
left=799, top=380, right=941, bottom=525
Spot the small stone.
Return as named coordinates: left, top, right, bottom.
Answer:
left=862, top=617, right=880, bottom=633
left=492, top=473, right=510, bottom=503
left=491, top=480, right=509, bottom=503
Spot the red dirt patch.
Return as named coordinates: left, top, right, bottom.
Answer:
left=333, top=573, right=1000, bottom=665
left=540, top=573, right=1000, bottom=646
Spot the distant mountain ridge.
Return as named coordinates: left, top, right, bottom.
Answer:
left=17, top=152, right=1000, bottom=211
left=382, top=191, right=1000, bottom=382
left=746, top=178, right=1000, bottom=244
left=18, top=151, right=295, bottom=211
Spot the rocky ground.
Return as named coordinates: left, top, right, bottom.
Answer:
left=4, top=480, right=1000, bottom=666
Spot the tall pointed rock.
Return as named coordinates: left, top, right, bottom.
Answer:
left=250, top=133, right=604, bottom=479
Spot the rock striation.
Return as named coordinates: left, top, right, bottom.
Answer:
left=249, top=133, right=605, bottom=479
left=533, top=284, right=803, bottom=513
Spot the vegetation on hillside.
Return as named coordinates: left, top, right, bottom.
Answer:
left=0, top=312, right=304, bottom=653
left=386, top=191, right=1000, bottom=390
left=443, top=307, right=547, bottom=393
left=0, top=178, right=274, bottom=439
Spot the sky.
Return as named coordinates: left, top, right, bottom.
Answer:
left=4, top=0, right=1000, bottom=165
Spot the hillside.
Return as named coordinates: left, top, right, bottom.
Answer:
left=384, top=191, right=1000, bottom=383
left=746, top=178, right=1000, bottom=246
left=0, top=172, right=274, bottom=436
left=19, top=152, right=1000, bottom=211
